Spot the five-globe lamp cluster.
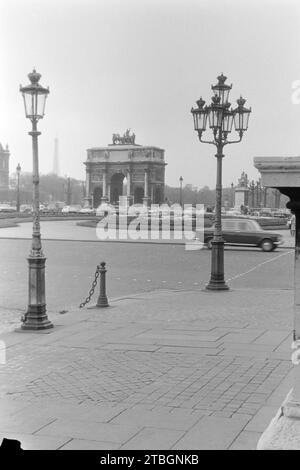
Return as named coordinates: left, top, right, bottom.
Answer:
left=191, top=74, right=251, bottom=141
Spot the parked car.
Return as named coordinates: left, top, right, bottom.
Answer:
left=20, top=204, right=33, bottom=214
left=40, top=204, right=62, bottom=215
left=272, top=211, right=289, bottom=219
left=61, top=205, right=82, bottom=214
left=79, top=207, right=96, bottom=215
left=0, top=204, right=17, bottom=213
left=225, top=209, right=242, bottom=217
left=96, top=203, right=116, bottom=217
left=197, top=218, right=283, bottom=252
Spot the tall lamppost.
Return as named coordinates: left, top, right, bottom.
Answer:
left=64, top=177, right=72, bottom=205
left=256, top=180, right=262, bottom=208
left=16, top=163, right=21, bottom=212
left=191, top=73, right=251, bottom=290
left=263, top=187, right=267, bottom=208
left=179, top=176, right=183, bottom=207
left=20, top=69, right=53, bottom=330
left=250, top=180, right=255, bottom=208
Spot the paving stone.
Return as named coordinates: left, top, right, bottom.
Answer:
left=59, top=439, right=120, bottom=450
left=100, top=343, right=159, bottom=352
left=173, top=415, right=251, bottom=450
left=221, top=330, right=266, bottom=344
left=211, top=411, right=233, bottom=418
left=0, top=413, right=56, bottom=434
left=221, top=343, right=275, bottom=352
left=244, top=405, right=278, bottom=432
left=35, top=419, right=141, bottom=443
left=274, top=335, right=292, bottom=352
left=229, top=430, right=261, bottom=450
left=120, top=427, right=185, bottom=450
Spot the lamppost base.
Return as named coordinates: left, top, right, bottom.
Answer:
left=205, top=280, right=229, bottom=291
left=21, top=308, right=54, bottom=330
left=206, top=239, right=229, bottom=291
left=21, top=255, right=53, bottom=330
left=96, top=296, right=109, bottom=308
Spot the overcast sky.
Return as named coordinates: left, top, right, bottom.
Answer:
left=0, top=0, right=299, bottom=188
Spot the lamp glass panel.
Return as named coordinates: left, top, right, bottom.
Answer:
left=219, top=88, right=230, bottom=105
left=209, top=108, right=222, bottom=128
left=242, top=112, right=250, bottom=131
left=193, top=110, right=207, bottom=131
left=222, top=113, right=233, bottom=133
left=234, top=112, right=241, bottom=131
left=213, top=88, right=230, bottom=105
left=36, top=92, right=47, bottom=118
left=198, top=111, right=207, bottom=131
left=22, top=90, right=47, bottom=119
left=22, top=92, right=34, bottom=118
left=193, top=112, right=198, bottom=130
left=234, top=110, right=250, bottom=131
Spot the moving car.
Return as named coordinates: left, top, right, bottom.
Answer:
left=198, top=218, right=283, bottom=252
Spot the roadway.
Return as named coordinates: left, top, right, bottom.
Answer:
left=0, top=220, right=294, bottom=331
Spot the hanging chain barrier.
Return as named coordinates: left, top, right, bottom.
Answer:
left=79, top=265, right=100, bottom=308
left=79, top=262, right=109, bottom=309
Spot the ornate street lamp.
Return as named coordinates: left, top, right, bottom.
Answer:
left=179, top=176, right=183, bottom=207
left=191, top=73, right=251, bottom=290
left=16, top=163, right=21, bottom=212
left=20, top=69, right=53, bottom=330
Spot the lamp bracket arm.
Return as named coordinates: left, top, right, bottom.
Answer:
left=198, top=135, right=216, bottom=146
left=224, top=134, right=243, bottom=146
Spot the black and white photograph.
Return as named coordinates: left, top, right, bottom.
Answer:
left=0, top=0, right=300, bottom=455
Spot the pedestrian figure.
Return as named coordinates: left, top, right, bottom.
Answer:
left=290, top=214, right=296, bottom=237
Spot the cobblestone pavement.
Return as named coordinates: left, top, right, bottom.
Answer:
left=3, top=345, right=290, bottom=417
left=0, top=287, right=293, bottom=449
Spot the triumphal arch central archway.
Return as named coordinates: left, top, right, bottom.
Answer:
left=84, top=130, right=167, bottom=208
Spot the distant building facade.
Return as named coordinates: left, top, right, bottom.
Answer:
left=84, top=131, right=167, bottom=208
left=0, top=143, right=10, bottom=190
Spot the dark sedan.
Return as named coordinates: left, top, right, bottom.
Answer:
left=199, top=218, right=283, bottom=252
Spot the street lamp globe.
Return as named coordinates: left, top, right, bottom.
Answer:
left=16, top=163, right=21, bottom=175
left=233, top=96, right=251, bottom=133
left=191, top=97, right=208, bottom=134
left=20, top=69, right=49, bottom=121
left=222, top=107, right=234, bottom=134
left=211, top=73, right=232, bottom=106
left=207, top=94, right=224, bottom=130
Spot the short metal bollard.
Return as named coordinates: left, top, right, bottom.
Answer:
left=96, top=262, right=109, bottom=308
